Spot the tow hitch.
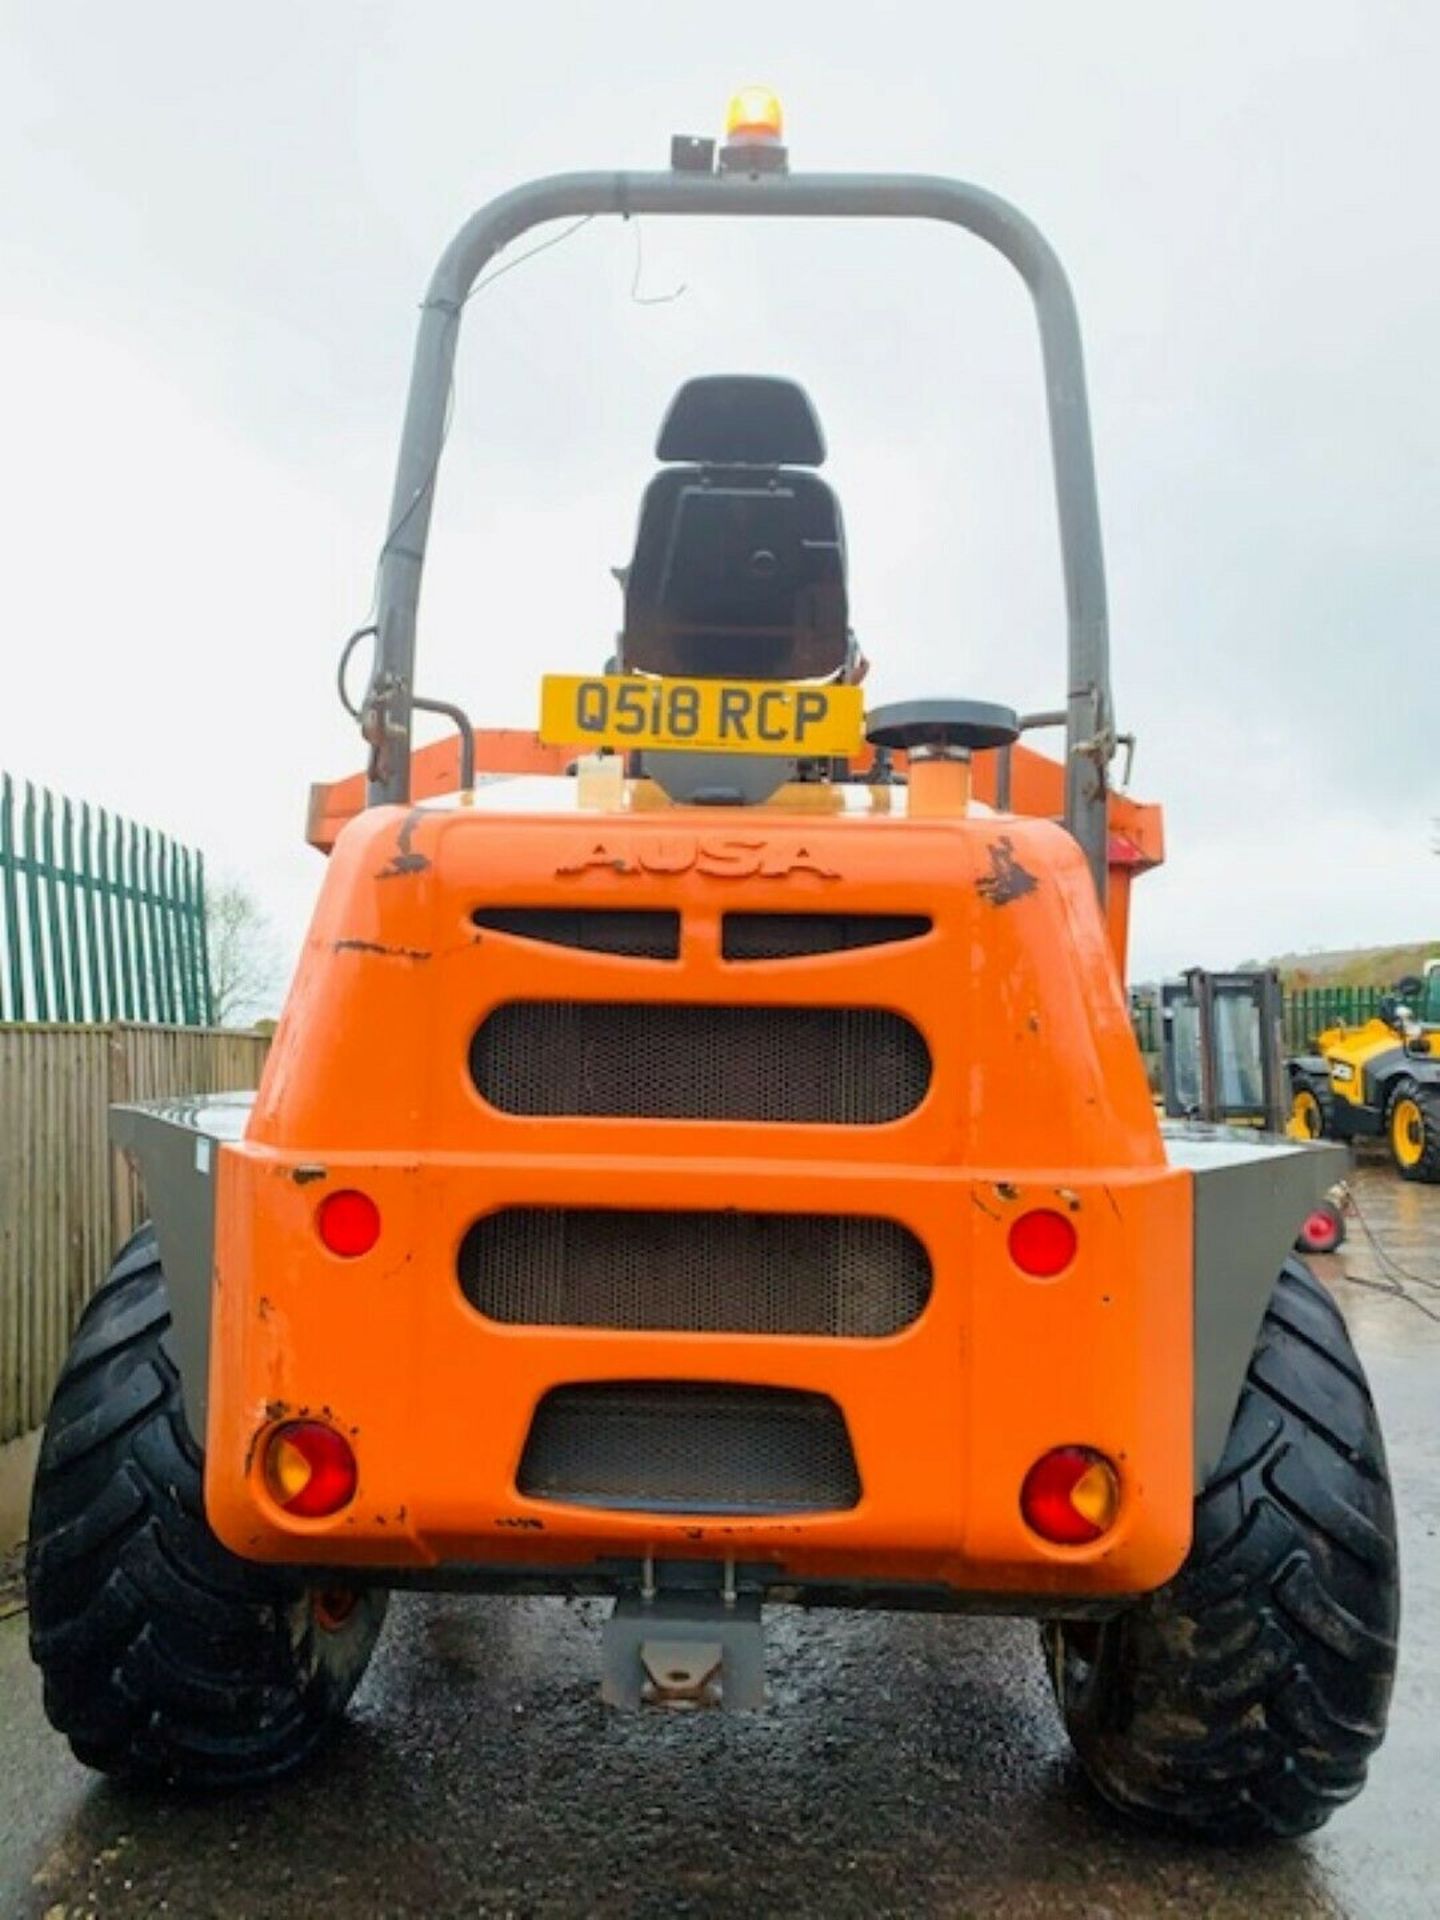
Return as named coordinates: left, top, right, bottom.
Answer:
left=601, top=1577, right=766, bottom=1710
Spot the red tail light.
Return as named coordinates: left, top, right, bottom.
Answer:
left=316, top=1188, right=381, bottom=1257
left=1008, top=1207, right=1076, bottom=1277
left=1021, top=1446, right=1119, bottom=1545
left=264, top=1421, right=358, bottom=1517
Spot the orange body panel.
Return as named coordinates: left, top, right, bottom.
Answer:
left=306, top=733, right=1164, bottom=976
left=210, top=786, right=1193, bottom=1600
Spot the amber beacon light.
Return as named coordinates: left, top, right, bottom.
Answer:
left=725, top=86, right=784, bottom=143
left=720, top=87, right=788, bottom=173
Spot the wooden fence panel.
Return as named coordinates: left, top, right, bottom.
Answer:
left=0, top=1023, right=269, bottom=1442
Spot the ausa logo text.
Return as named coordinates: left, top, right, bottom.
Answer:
left=556, top=836, right=839, bottom=881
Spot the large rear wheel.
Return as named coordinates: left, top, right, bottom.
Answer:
left=1386, top=1075, right=1440, bottom=1182
left=26, top=1224, right=388, bottom=1787
left=1288, top=1072, right=1332, bottom=1140
left=1045, top=1257, right=1397, bottom=1841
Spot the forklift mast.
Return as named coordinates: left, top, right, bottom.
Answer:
left=1161, top=968, right=1289, bottom=1131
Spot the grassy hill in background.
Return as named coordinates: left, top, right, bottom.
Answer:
left=1233, top=940, right=1439, bottom=989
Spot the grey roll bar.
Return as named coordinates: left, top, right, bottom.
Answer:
left=363, top=168, right=1115, bottom=900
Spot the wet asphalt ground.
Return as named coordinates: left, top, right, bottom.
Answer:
left=2, top=1160, right=1437, bottom=1919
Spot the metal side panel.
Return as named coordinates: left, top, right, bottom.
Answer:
left=1165, top=1123, right=1349, bottom=1482
left=109, top=1093, right=256, bottom=1442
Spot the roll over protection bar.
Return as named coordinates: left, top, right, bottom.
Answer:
left=363, top=167, right=1115, bottom=902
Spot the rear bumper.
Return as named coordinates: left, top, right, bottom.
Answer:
left=206, top=1143, right=1194, bottom=1600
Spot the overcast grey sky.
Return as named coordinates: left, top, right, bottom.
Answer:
left=2, top=0, right=1435, bottom=994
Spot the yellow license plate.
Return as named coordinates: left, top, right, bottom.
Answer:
left=538, top=674, right=864, bottom=757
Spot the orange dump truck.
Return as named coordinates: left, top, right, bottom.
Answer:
left=26, top=94, right=1396, bottom=1841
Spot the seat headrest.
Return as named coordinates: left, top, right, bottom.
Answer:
left=655, top=375, right=826, bottom=467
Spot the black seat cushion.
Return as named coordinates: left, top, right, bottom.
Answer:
left=623, top=464, right=848, bottom=680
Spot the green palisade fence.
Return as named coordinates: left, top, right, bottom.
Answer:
left=0, top=774, right=213, bottom=1026
left=1280, top=986, right=1387, bottom=1052
left=1132, top=999, right=1159, bottom=1056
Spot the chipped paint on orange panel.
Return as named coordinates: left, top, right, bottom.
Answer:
left=208, top=797, right=1191, bottom=1599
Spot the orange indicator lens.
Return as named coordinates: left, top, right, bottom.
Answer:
left=264, top=1421, right=358, bottom=1518
left=1021, top=1446, right=1120, bottom=1546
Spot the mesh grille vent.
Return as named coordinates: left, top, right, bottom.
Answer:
left=472, top=908, right=679, bottom=959
left=460, top=1207, right=931, bottom=1336
left=470, top=1002, right=930, bottom=1123
left=722, top=913, right=931, bottom=960
left=517, top=1382, right=861, bottom=1514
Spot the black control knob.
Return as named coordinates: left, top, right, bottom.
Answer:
left=865, top=699, right=1020, bottom=755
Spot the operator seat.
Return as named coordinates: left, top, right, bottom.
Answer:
left=621, top=375, right=850, bottom=682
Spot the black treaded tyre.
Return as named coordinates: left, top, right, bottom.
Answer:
left=1044, top=1256, right=1397, bottom=1841
left=1288, top=1069, right=1334, bottom=1141
left=25, top=1223, right=388, bottom=1787
left=1385, top=1074, right=1440, bottom=1183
